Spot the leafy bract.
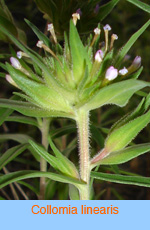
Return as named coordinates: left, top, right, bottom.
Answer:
left=82, top=79, right=149, bottom=111
left=0, top=99, right=74, bottom=119
left=69, top=20, right=91, bottom=84
left=6, top=64, right=71, bottom=113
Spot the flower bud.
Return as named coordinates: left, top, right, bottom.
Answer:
left=132, top=56, right=141, bottom=69
left=10, top=57, right=21, bottom=69
left=105, top=66, right=118, bottom=81
left=95, top=50, right=104, bottom=63
left=76, top=8, right=82, bottom=16
left=119, top=67, right=128, bottom=76
left=6, top=74, right=18, bottom=88
left=17, top=51, right=22, bottom=59
left=94, top=4, right=99, bottom=14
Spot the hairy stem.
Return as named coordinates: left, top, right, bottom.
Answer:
left=77, top=109, right=90, bottom=200
left=39, top=118, right=50, bottom=200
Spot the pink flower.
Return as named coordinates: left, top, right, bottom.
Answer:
left=105, top=66, right=118, bottom=81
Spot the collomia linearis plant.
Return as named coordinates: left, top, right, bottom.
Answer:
left=0, top=8, right=150, bottom=200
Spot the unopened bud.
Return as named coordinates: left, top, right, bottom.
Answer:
left=105, top=66, right=118, bottom=81
left=47, top=23, right=57, bottom=44
left=132, top=56, right=141, bottom=68
left=10, top=57, right=21, bottom=69
left=6, top=74, right=18, bottom=88
left=95, top=50, right=104, bottom=63
left=76, top=8, right=82, bottom=16
left=94, top=4, right=99, bottom=14
left=119, top=67, right=128, bottom=75
left=17, top=51, right=22, bottom=59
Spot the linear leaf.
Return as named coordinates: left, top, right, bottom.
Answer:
left=0, top=134, right=32, bottom=144
left=6, top=116, right=38, bottom=127
left=25, top=19, right=51, bottom=47
left=29, top=140, right=74, bottom=176
left=91, top=171, right=150, bottom=187
left=97, top=144, right=150, bottom=165
left=0, top=99, right=74, bottom=119
left=115, top=20, right=150, bottom=67
left=0, top=144, right=28, bottom=170
left=98, top=0, right=120, bottom=21
left=127, top=0, right=150, bottom=13
left=49, top=137, right=79, bottom=178
left=0, top=170, right=84, bottom=189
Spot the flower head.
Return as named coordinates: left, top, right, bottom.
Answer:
left=105, top=66, right=118, bottom=81
left=10, top=57, right=21, bottom=69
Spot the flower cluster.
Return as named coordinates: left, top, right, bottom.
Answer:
left=6, top=14, right=142, bottom=116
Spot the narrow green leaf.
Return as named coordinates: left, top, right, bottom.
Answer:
left=0, top=170, right=84, bottom=189
left=98, top=0, right=120, bottom=21
left=0, top=134, right=32, bottom=144
left=82, top=79, right=148, bottom=111
left=105, top=110, right=150, bottom=152
left=115, top=20, right=150, bottom=67
left=91, top=171, right=150, bottom=187
left=48, top=137, right=79, bottom=178
left=0, top=144, right=28, bottom=170
left=0, top=99, right=75, bottom=119
left=98, top=144, right=150, bottom=165
left=6, top=64, right=71, bottom=112
left=25, top=19, right=51, bottom=47
left=29, top=140, right=74, bottom=176
left=6, top=116, right=38, bottom=127
left=127, top=0, right=150, bottom=13
left=69, top=20, right=90, bottom=83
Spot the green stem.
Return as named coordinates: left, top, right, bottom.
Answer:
left=76, top=109, right=90, bottom=200
left=39, top=118, right=50, bottom=200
